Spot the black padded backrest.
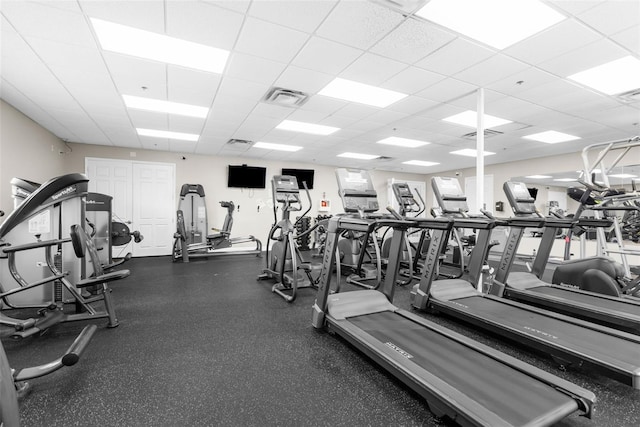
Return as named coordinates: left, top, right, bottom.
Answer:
left=70, top=224, right=86, bottom=259
left=70, top=224, right=104, bottom=277
left=503, top=181, right=537, bottom=216
left=431, top=176, right=468, bottom=215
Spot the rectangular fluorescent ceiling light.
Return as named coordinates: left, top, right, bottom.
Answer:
left=318, top=78, right=408, bottom=108
left=416, top=0, right=565, bottom=49
left=136, top=128, right=199, bottom=141
left=276, top=120, right=339, bottom=135
left=523, top=131, right=580, bottom=144
left=568, top=56, right=640, bottom=95
left=337, top=152, right=380, bottom=160
left=442, top=110, right=512, bottom=128
left=377, top=137, right=430, bottom=148
left=525, top=175, right=552, bottom=179
left=609, top=174, right=637, bottom=179
left=450, top=148, right=495, bottom=157
left=403, top=160, right=439, bottom=167
left=253, top=142, right=302, bottom=152
left=554, top=178, right=577, bottom=182
left=91, top=18, right=229, bottom=73
left=123, top=95, right=208, bottom=118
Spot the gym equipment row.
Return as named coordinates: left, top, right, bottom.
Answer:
left=172, top=184, right=262, bottom=262
left=312, top=168, right=596, bottom=426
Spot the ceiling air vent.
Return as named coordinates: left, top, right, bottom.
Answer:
left=226, top=139, right=254, bottom=146
left=462, top=129, right=504, bottom=140
left=262, top=87, right=309, bottom=107
left=616, top=88, right=640, bottom=103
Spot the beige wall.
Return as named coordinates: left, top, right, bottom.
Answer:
left=0, top=100, right=67, bottom=213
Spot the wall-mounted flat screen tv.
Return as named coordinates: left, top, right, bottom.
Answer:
left=227, top=165, right=267, bottom=189
left=282, top=168, right=315, bottom=190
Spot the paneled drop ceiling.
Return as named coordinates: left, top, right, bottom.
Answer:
left=1, top=0, right=639, bottom=174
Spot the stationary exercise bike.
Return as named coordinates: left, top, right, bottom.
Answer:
left=257, top=176, right=321, bottom=302
left=172, top=184, right=262, bottom=262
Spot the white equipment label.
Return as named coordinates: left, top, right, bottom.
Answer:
left=28, top=210, right=51, bottom=234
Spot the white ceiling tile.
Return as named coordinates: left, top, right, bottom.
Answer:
left=283, top=109, right=328, bottom=123
left=169, top=141, right=198, bottom=153
left=166, top=1, right=244, bottom=50
left=202, top=0, right=251, bottom=14
left=139, top=137, right=170, bottom=151
left=167, top=66, right=221, bottom=107
left=610, top=25, right=640, bottom=54
left=251, top=103, right=294, bottom=120
left=333, top=103, right=380, bottom=121
left=515, top=79, right=591, bottom=104
left=416, top=78, right=477, bottom=103
left=299, top=96, right=348, bottom=116
left=235, top=17, right=309, bottom=63
left=486, top=67, right=557, bottom=96
left=79, top=0, right=165, bottom=33
left=2, top=1, right=94, bottom=48
left=274, top=66, right=335, bottom=94
left=216, top=76, right=270, bottom=101
left=386, top=96, right=440, bottom=115
left=370, top=19, right=456, bottom=64
left=128, top=110, right=168, bottom=130
left=363, top=109, right=408, bottom=127
left=504, top=19, right=602, bottom=65
left=168, top=115, right=207, bottom=134
left=486, top=97, right=555, bottom=123
left=454, top=54, right=529, bottom=87
left=248, top=0, right=337, bottom=33
left=381, top=67, right=446, bottom=95
left=416, top=38, right=495, bottom=75
left=315, top=0, right=404, bottom=50
left=225, top=52, right=287, bottom=85
left=291, top=36, right=363, bottom=75
left=32, top=1, right=83, bottom=13
left=577, top=0, right=639, bottom=35
left=538, top=38, right=629, bottom=76
left=341, top=52, right=407, bottom=86
left=103, top=52, right=167, bottom=99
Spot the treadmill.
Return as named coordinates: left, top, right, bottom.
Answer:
left=499, top=181, right=640, bottom=334
left=411, top=177, right=640, bottom=389
left=312, top=168, right=594, bottom=426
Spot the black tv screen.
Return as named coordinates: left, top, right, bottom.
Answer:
left=528, top=187, right=538, bottom=200
left=282, top=168, right=315, bottom=190
left=227, top=165, right=266, bottom=189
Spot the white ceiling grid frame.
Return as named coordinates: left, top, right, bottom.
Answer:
left=576, top=0, right=640, bottom=35
left=247, top=0, right=338, bottom=33
left=234, top=16, right=311, bottom=63
left=340, top=52, right=408, bottom=86
left=381, top=66, right=446, bottom=95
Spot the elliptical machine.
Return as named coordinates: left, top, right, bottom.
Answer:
left=258, top=176, right=320, bottom=302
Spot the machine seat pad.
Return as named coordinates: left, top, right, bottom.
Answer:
left=582, top=269, right=621, bottom=297
left=327, top=290, right=395, bottom=320
left=552, top=257, right=623, bottom=287
left=76, top=270, right=130, bottom=288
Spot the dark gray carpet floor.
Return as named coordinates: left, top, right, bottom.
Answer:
left=2, top=254, right=639, bottom=426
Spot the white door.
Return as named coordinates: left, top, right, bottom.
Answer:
left=132, top=162, right=175, bottom=256
left=86, top=158, right=175, bottom=257
left=86, top=158, right=134, bottom=258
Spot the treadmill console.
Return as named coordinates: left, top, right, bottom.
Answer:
left=503, top=181, right=537, bottom=216
left=431, top=176, right=469, bottom=215
left=335, top=168, right=379, bottom=214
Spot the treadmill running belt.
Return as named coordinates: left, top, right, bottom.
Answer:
left=447, top=296, right=640, bottom=370
left=348, top=311, right=576, bottom=426
left=527, top=286, right=640, bottom=317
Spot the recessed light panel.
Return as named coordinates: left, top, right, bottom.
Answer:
left=253, top=142, right=302, bottom=152
left=609, top=174, right=637, bottom=179
left=377, top=137, right=430, bottom=148
left=276, top=120, right=339, bottom=135
left=568, top=56, right=640, bottom=95
left=337, top=152, right=380, bottom=160
left=136, top=128, right=199, bottom=141
left=554, top=178, right=577, bottom=182
left=523, top=131, right=580, bottom=144
left=318, top=78, right=408, bottom=108
left=403, top=160, right=439, bottom=167
left=450, top=148, right=496, bottom=157
left=123, top=95, right=208, bottom=118
left=525, top=175, right=552, bottom=179
left=442, top=110, right=512, bottom=128
left=91, top=18, right=229, bottom=73
left=416, top=0, right=565, bottom=49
